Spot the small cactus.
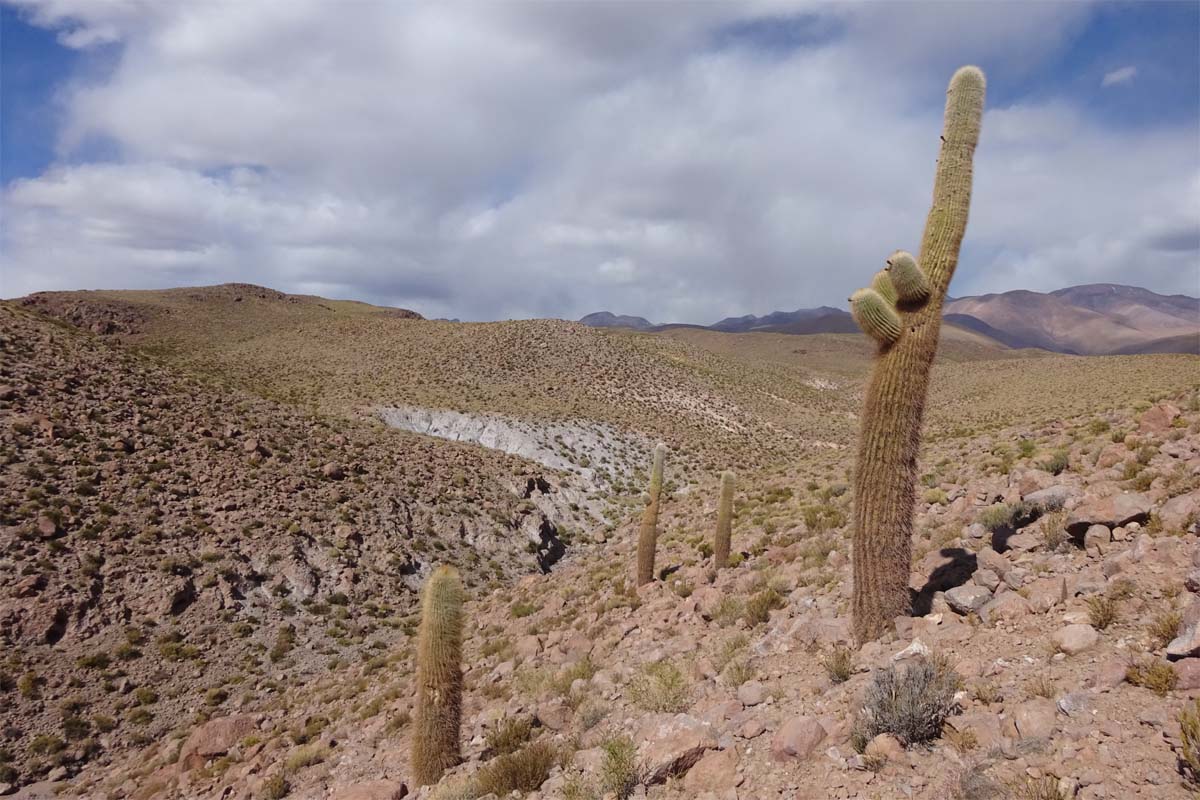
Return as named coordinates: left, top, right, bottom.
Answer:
left=884, top=250, right=930, bottom=303
left=713, top=471, right=736, bottom=569
left=411, top=565, right=465, bottom=786
left=849, top=288, right=902, bottom=345
left=636, top=442, right=667, bottom=586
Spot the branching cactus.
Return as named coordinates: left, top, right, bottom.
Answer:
left=713, top=470, right=736, bottom=569
left=411, top=565, right=465, bottom=785
left=849, top=67, right=986, bottom=643
left=636, top=442, right=668, bottom=585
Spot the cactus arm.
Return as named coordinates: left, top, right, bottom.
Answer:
left=851, top=67, right=985, bottom=644
left=850, top=288, right=903, bottom=345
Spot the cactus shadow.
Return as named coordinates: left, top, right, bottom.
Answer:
left=910, top=547, right=977, bottom=616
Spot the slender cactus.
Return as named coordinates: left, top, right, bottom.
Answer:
left=411, top=565, right=465, bottom=785
left=713, top=471, right=736, bottom=569
left=636, top=442, right=667, bottom=585
left=850, top=67, right=986, bottom=643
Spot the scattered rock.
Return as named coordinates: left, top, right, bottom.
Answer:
left=1053, top=624, right=1099, bottom=656
left=770, top=716, right=827, bottom=762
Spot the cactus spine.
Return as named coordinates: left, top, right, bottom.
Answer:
left=850, top=288, right=902, bottom=345
left=851, top=67, right=985, bottom=644
left=713, top=471, right=736, bottom=569
left=411, top=565, right=465, bottom=786
left=636, top=442, right=667, bottom=586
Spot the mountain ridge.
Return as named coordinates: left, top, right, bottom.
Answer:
left=580, top=283, right=1199, bottom=356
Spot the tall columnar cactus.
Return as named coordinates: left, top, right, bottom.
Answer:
left=411, top=565, right=465, bottom=786
left=713, top=470, right=736, bottom=569
left=636, top=442, right=668, bottom=585
left=849, top=67, right=986, bottom=643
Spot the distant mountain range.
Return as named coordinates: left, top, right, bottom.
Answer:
left=579, top=283, right=1199, bottom=356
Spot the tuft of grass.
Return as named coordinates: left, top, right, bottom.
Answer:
left=1086, top=595, right=1119, bottom=630
left=1181, top=698, right=1200, bottom=789
left=474, top=740, right=559, bottom=796
left=485, top=716, right=535, bottom=757
left=261, top=773, right=289, bottom=800
left=627, top=660, right=690, bottom=713
left=743, top=587, right=786, bottom=626
left=821, top=645, right=854, bottom=684
left=1126, top=659, right=1177, bottom=696
left=1148, top=609, right=1183, bottom=649
left=1039, top=450, right=1070, bottom=476
left=1026, top=675, right=1056, bottom=699
left=283, top=744, right=328, bottom=773
left=1011, top=776, right=1066, bottom=800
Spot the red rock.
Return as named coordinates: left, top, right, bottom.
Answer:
left=178, top=715, right=258, bottom=770
left=770, top=716, right=827, bottom=762
left=1173, top=659, right=1200, bottom=690
left=1139, top=402, right=1180, bottom=434
left=681, top=747, right=740, bottom=793
left=636, top=713, right=717, bottom=784
left=330, top=781, right=408, bottom=800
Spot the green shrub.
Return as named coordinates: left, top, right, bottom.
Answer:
left=598, top=736, right=640, bottom=800
left=628, top=660, right=690, bottom=713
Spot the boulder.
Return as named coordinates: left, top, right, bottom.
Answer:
left=1024, top=576, right=1067, bottom=613
left=1160, top=491, right=1200, bottom=534
left=1168, top=623, right=1200, bottom=660
left=1066, top=493, right=1152, bottom=538
left=1174, top=659, right=1200, bottom=690
left=770, top=716, right=827, bottom=762
left=1024, top=485, right=1077, bottom=511
left=681, top=747, right=740, bottom=794
left=330, top=781, right=408, bottom=800
left=1139, top=402, right=1180, bottom=434
left=1010, top=699, right=1057, bottom=740
left=636, top=714, right=718, bottom=784
left=1083, top=524, right=1111, bottom=551
left=737, top=681, right=766, bottom=707
left=979, top=592, right=1031, bottom=624
left=1053, top=624, right=1099, bottom=656
left=945, top=584, right=992, bottom=615
left=178, top=715, right=258, bottom=770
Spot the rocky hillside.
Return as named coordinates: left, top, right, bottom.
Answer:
left=35, top=388, right=1200, bottom=800
left=0, top=302, right=594, bottom=791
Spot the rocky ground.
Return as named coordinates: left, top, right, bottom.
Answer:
left=16, top=387, right=1193, bottom=800
left=4, top=288, right=1199, bottom=800
left=0, top=303, right=598, bottom=792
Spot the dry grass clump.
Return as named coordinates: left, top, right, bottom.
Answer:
left=628, top=660, right=691, bottom=713
left=484, top=716, right=535, bottom=757
left=1180, top=698, right=1200, bottom=789
left=821, top=645, right=855, bottom=684
left=1011, top=775, right=1067, bottom=800
left=1148, top=609, right=1183, bottom=649
left=1126, top=659, right=1177, bottom=696
left=473, top=740, right=559, bottom=796
left=852, top=657, right=960, bottom=747
left=743, top=587, right=786, bottom=626
left=1086, top=595, right=1119, bottom=630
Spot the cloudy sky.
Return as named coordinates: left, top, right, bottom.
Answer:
left=2, top=0, right=1197, bottom=322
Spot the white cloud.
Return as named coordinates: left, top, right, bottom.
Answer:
left=1101, top=65, right=1137, bottom=87
left=1, top=1, right=1196, bottom=322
